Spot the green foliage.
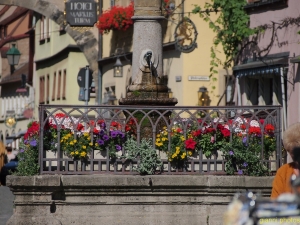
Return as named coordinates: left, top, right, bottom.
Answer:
left=192, top=0, right=256, bottom=89
left=124, top=137, right=162, bottom=175
left=220, top=136, right=270, bottom=176
left=14, top=143, right=39, bottom=176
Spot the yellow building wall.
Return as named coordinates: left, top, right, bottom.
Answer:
left=34, top=18, right=89, bottom=118
left=99, top=0, right=228, bottom=106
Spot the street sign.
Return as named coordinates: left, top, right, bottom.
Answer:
left=77, top=67, right=93, bottom=88
left=65, top=0, right=97, bottom=26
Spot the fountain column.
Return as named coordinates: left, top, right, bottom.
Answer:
left=119, top=0, right=177, bottom=106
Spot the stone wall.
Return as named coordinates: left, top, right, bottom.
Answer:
left=6, top=175, right=274, bottom=225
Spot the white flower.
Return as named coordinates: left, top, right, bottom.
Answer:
left=250, top=120, right=260, bottom=127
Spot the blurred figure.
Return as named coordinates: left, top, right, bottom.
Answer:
left=271, top=122, right=300, bottom=198
left=0, top=146, right=18, bottom=186
left=0, top=141, right=5, bottom=185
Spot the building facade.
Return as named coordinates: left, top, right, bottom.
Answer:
left=0, top=5, right=34, bottom=148
left=233, top=0, right=300, bottom=131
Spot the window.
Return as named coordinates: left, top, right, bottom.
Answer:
left=57, top=70, right=61, bottom=100
left=110, top=0, right=115, bottom=7
left=62, top=69, right=67, bottom=100
left=46, top=75, right=50, bottom=104
left=52, top=72, right=56, bottom=101
left=39, top=76, right=45, bottom=104
left=40, top=16, right=44, bottom=40
left=40, top=16, right=51, bottom=42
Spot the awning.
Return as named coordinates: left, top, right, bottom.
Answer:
left=290, top=55, right=300, bottom=64
left=234, top=65, right=282, bottom=78
left=5, top=138, right=14, bottom=145
left=16, top=130, right=26, bottom=138
left=233, top=54, right=289, bottom=78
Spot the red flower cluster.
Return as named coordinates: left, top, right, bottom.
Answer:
left=265, top=124, right=275, bottom=133
left=185, top=138, right=197, bottom=150
left=97, top=2, right=134, bottom=34
left=24, top=121, right=39, bottom=140
left=249, top=127, right=261, bottom=135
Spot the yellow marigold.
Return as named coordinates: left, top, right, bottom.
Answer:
left=82, top=146, right=86, bottom=149
left=181, top=152, right=186, bottom=159
left=70, top=141, right=74, bottom=145
left=180, top=136, right=185, bottom=141
left=87, top=137, right=91, bottom=140
left=188, top=151, right=193, bottom=156
left=156, top=138, right=161, bottom=142
left=89, top=142, right=93, bottom=146
left=163, top=126, right=167, bottom=130
left=163, top=131, right=168, bottom=136
left=75, top=151, right=79, bottom=155
left=169, top=158, right=173, bottom=162
left=156, top=142, right=163, bottom=147
left=162, top=137, right=168, bottom=141
left=172, top=153, right=177, bottom=158
left=156, top=134, right=161, bottom=138
left=95, top=143, right=99, bottom=146
left=80, top=152, right=87, bottom=157
left=175, top=146, right=180, bottom=154
left=84, top=132, right=89, bottom=137
left=70, top=152, right=74, bottom=155
left=188, top=134, right=192, bottom=139
left=74, top=140, right=77, bottom=143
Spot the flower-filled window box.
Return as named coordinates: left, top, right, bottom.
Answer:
left=97, top=2, right=134, bottom=34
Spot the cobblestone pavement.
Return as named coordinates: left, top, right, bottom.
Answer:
left=0, top=186, right=14, bottom=225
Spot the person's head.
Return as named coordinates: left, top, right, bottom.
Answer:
left=283, top=122, right=300, bottom=161
left=6, top=146, right=12, bottom=153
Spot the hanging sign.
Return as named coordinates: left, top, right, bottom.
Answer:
left=174, top=18, right=198, bottom=53
left=65, top=0, right=97, bottom=26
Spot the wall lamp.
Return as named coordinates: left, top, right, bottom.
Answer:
left=113, top=57, right=123, bottom=77
left=198, top=86, right=210, bottom=106
left=6, top=43, right=21, bottom=74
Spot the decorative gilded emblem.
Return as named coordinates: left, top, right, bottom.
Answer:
left=174, top=18, right=198, bottom=53
left=5, top=111, right=17, bottom=128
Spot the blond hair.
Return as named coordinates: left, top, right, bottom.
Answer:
left=283, top=122, right=300, bottom=155
left=0, top=141, right=5, bottom=170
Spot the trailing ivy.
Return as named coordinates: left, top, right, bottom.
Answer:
left=192, top=0, right=256, bottom=90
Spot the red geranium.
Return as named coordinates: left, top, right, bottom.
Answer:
left=192, top=129, right=201, bottom=137
left=97, top=2, right=134, bottom=34
left=265, top=124, right=275, bottom=133
left=249, top=126, right=261, bottom=135
left=185, top=138, right=197, bottom=150
left=24, top=121, right=40, bottom=140
left=221, top=128, right=230, bottom=137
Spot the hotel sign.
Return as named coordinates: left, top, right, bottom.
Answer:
left=65, top=0, right=97, bottom=26
left=188, top=76, right=210, bottom=81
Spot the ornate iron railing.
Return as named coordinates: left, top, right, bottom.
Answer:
left=39, top=105, right=282, bottom=175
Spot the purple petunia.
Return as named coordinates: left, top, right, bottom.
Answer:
left=110, top=131, right=118, bottom=138
left=97, top=140, right=104, bottom=146
left=19, top=149, right=25, bottom=153
left=229, top=151, right=234, bottom=156
left=242, top=136, right=248, bottom=146
left=238, top=170, right=243, bottom=175
left=115, top=145, right=122, bottom=151
left=243, top=162, right=248, bottom=167
left=30, top=139, right=37, bottom=147
left=103, top=135, right=109, bottom=141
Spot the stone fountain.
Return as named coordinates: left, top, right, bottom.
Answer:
left=119, top=0, right=177, bottom=106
